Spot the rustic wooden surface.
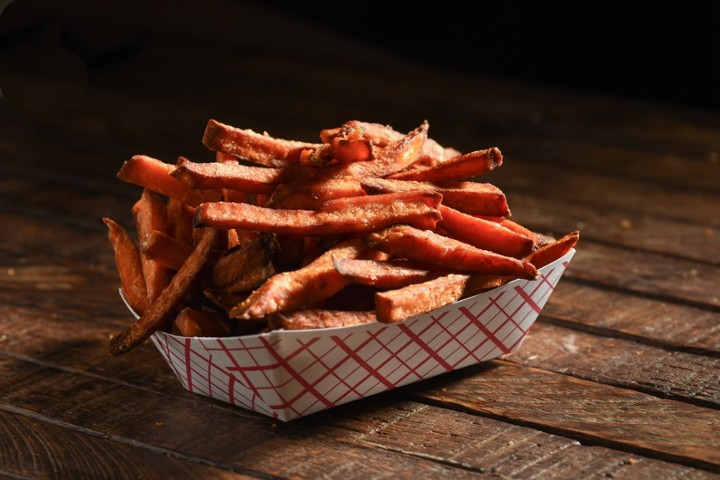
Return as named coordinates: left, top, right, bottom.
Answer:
left=2, top=1, right=720, bottom=479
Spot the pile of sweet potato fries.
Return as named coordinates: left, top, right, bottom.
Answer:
left=104, top=119, right=578, bottom=356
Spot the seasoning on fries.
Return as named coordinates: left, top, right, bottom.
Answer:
left=104, top=118, right=579, bottom=356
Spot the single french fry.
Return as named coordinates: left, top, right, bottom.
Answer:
left=108, top=227, right=221, bottom=356
left=333, top=258, right=445, bottom=289
left=174, top=307, right=231, bottom=337
left=212, top=233, right=277, bottom=292
left=266, top=177, right=365, bottom=210
left=526, top=231, right=580, bottom=268
left=202, top=119, right=320, bottom=166
left=375, top=273, right=509, bottom=323
left=172, top=156, right=286, bottom=194
left=230, top=239, right=376, bottom=320
left=364, top=225, right=538, bottom=278
left=268, top=309, right=376, bottom=330
left=166, top=196, right=195, bottom=246
left=361, top=177, right=510, bottom=216
left=438, top=205, right=534, bottom=259
left=117, top=155, right=221, bottom=207
left=319, top=190, right=441, bottom=212
left=103, top=217, right=148, bottom=314
left=132, top=189, right=170, bottom=302
left=194, top=195, right=442, bottom=236
left=388, top=147, right=502, bottom=182
left=139, top=229, right=194, bottom=270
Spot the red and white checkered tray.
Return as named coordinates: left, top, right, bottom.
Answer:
left=140, top=249, right=574, bottom=421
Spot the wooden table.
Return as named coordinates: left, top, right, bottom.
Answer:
left=2, top=2, right=720, bottom=478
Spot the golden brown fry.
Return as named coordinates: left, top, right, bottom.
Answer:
left=388, top=147, right=502, bottom=182
left=375, top=273, right=509, bottom=323
left=266, top=177, right=365, bottom=210
left=132, top=189, right=170, bottom=302
left=361, top=177, right=510, bottom=216
left=526, top=230, right=580, bottom=268
left=438, top=205, right=534, bottom=259
left=364, top=225, right=538, bottom=278
left=333, top=258, right=445, bottom=289
left=268, top=309, right=377, bottom=330
left=230, top=239, right=375, bottom=320
left=202, top=119, right=320, bottom=167
left=319, top=190, right=441, bottom=212
left=194, top=194, right=442, bottom=236
left=108, top=227, right=221, bottom=356
left=103, top=217, right=149, bottom=314
left=212, top=233, right=277, bottom=292
left=172, top=156, right=286, bottom=194
left=174, top=307, right=231, bottom=337
left=139, top=229, right=194, bottom=271
left=166, top=197, right=195, bottom=246
left=117, top=155, right=221, bottom=207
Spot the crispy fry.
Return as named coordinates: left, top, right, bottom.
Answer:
left=212, top=233, right=277, bottom=292
left=438, top=205, right=534, bottom=259
left=166, top=196, right=195, bottom=246
left=266, top=177, right=365, bottom=210
left=202, top=119, right=320, bottom=167
left=364, top=225, right=538, bottom=278
left=526, top=230, right=580, bottom=268
left=194, top=195, right=442, bottom=236
left=375, top=273, right=510, bottom=323
left=388, top=147, right=502, bottom=182
left=172, top=156, right=286, bottom=194
left=333, top=258, right=445, bottom=289
left=230, top=239, right=376, bottom=320
left=103, top=217, right=148, bottom=314
left=132, top=189, right=170, bottom=302
left=268, top=309, right=376, bottom=330
left=117, top=155, right=221, bottom=207
left=174, top=307, right=231, bottom=337
left=361, top=177, right=510, bottom=216
left=139, top=229, right=194, bottom=270
left=108, top=227, right=221, bottom=357
left=319, top=190, right=441, bottom=212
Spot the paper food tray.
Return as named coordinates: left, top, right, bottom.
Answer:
left=125, top=249, right=574, bottom=421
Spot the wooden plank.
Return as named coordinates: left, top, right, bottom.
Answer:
left=0, top=409, right=249, bottom=480
left=565, top=242, right=720, bottom=310
left=323, top=401, right=719, bottom=479
left=542, top=282, right=720, bottom=352
left=413, top=361, right=720, bottom=471
left=0, top=358, right=490, bottom=479
left=512, top=321, right=720, bottom=407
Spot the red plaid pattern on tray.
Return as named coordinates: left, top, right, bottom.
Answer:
left=151, top=250, right=575, bottom=421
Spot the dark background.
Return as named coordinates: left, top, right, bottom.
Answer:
left=2, top=0, right=720, bottom=113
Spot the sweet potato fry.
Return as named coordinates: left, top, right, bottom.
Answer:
left=212, top=233, right=277, bottom=292
left=174, top=307, right=231, bottom=337
left=117, top=155, right=222, bottom=207
left=202, top=119, right=320, bottom=167
left=132, top=189, right=170, bottom=302
left=166, top=197, right=194, bottom=246
left=375, top=273, right=510, bottom=323
left=332, top=258, right=445, bottom=289
left=108, top=227, right=221, bottom=356
left=319, top=191, right=441, bottom=212
left=526, top=230, right=580, bottom=268
left=268, top=309, right=376, bottom=330
left=438, top=205, right=534, bottom=258
left=266, top=177, right=365, bottom=210
left=361, top=178, right=510, bottom=216
left=230, top=239, right=374, bottom=320
left=194, top=195, right=442, bottom=236
left=103, top=217, right=148, bottom=314
left=388, top=147, right=502, bottom=182
left=477, top=215, right=553, bottom=249
left=171, top=156, right=286, bottom=194
left=139, top=229, right=194, bottom=270
left=364, top=225, right=538, bottom=278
